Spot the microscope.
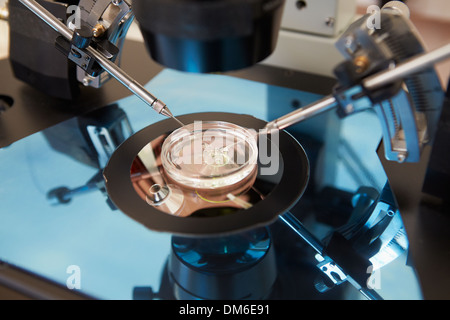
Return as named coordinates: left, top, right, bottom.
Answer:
left=1, top=0, right=449, bottom=300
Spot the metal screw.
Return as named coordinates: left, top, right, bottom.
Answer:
left=147, top=184, right=170, bottom=205
left=354, top=55, right=370, bottom=73
left=82, top=77, right=91, bottom=86
left=82, top=75, right=96, bottom=87
left=0, top=6, right=8, bottom=21
left=397, top=153, right=407, bottom=163
left=92, top=23, right=106, bottom=38
left=325, top=17, right=335, bottom=27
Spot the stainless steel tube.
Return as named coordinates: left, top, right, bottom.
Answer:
left=265, top=96, right=337, bottom=132
left=364, top=43, right=450, bottom=90
left=19, top=0, right=73, bottom=39
left=279, top=212, right=324, bottom=255
left=265, top=43, right=450, bottom=132
left=84, top=46, right=170, bottom=115
left=19, top=0, right=172, bottom=117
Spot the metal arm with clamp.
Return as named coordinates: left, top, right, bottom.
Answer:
left=266, top=5, right=450, bottom=164
left=18, top=0, right=175, bottom=119
left=55, top=24, right=112, bottom=80
left=265, top=42, right=450, bottom=161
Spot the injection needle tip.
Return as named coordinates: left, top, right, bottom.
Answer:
left=160, top=106, right=173, bottom=118
left=171, top=116, right=185, bottom=127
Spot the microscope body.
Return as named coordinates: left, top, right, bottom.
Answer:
left=2, top=0, right=450, bottom=300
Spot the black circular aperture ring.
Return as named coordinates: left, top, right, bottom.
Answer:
left=103, top=112, right=309, bottom=237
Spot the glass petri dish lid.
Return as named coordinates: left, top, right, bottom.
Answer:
left=161, top=121, right=258, bottom=190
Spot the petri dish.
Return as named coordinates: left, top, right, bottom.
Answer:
left=129, top=120, right=280, bottom=218
left=161, top=121, right=258, bottom=190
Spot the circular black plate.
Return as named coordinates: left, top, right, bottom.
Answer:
left=103, top=112, right=309, bottom=237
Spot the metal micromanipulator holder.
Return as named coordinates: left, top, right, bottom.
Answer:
left=266, top=41, right=450, bottom=163
left=266, top=44, right=450, bottom=132
left=18, top=0, right=175, bottom=119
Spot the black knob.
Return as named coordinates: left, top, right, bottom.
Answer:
left=72, top=26, right=93, bottom=49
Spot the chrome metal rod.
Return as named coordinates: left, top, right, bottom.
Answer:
left=265, top=96, right=337, bottom=132
left=364, top=43, right=450, bottom=90
left=279, top=212, right=324, bottom=255
left=280, top=212, right=383, bottom=300
left=359, top=287, right=384, bottom=301
left=84, top=45, right=172, bottom=117
left=19, top=0, right=173, bottom=118
left=19, top=0, right=73, bottom=39
left=265, top=43, right=450, bottom=132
